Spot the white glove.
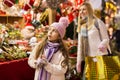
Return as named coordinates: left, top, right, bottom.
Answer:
left=35, top=58, right=48, bottom=67
left=98, top=43, right=107, bottom=53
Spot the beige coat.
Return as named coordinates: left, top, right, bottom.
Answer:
left=77, top=19, right=110, bottom=64
left=28, top=42, right=67, bottom=80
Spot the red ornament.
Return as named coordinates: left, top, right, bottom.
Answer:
left=68, top=12, right=74, bottom=23
left=75, top=0, right=83, bottom=6
left=23, top=0, right=34, bottom=11
left=23, top=13, right=32, bottom=26
left=3, top=0, right=15, bottom=7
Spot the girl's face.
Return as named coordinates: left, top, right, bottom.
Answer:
left=79, top=5, right=88, bottom=20
left=47, top=27, right=60, bottom=42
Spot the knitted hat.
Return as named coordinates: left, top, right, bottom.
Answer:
left=50, top=17, right=69, bottom=38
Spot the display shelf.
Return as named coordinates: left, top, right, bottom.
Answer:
left=0, top=15, right=24, bottom=28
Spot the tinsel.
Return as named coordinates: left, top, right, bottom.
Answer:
left=39, top=9, right=49, bottom=23
left=106, top=1, right=117, bottom=12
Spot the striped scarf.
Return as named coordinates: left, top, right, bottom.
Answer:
left=80, top=24, right=89, bottom=59
left=38, top=41, right=60, bottom=80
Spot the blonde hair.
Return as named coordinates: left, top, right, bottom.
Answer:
left=77, top=2, right=96, bottom=32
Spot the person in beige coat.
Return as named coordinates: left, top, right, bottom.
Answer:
left=28, top=17, right=69, bottom=80
left=76, top=2, right=110, bottom=75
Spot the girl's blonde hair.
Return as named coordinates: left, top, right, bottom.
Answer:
left=77, top=2, right=96, bottom=32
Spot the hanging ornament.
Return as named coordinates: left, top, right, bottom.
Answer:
left=68, top=12, right=74, bottom=23
left=75, top=0, right=83, bottom=6
left=33, top=0, right=42, bottom=7
left=23, top=0, right=34, bottom=11
left=46, top=0, right=66, bottom=9
left=3, top=0, right=15, bottom=7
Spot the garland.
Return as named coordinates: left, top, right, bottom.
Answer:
left=39, top=8, right=49, bottom=23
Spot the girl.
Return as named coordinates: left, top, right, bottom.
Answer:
left=28, top=17, right=69, bottom=80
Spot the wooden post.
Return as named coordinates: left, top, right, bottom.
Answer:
left=48, top=8, right=56, bottom=25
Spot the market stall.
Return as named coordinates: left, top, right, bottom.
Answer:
left=0, top=0, right=119, bottom=80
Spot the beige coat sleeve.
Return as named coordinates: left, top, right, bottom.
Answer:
left=44, top=55, right=67, bottom=75
left=28, top=42, right=41, bottom=69
left=77, top=32, right=83, bottom=65
left=98, top=19, right=109, bottom=47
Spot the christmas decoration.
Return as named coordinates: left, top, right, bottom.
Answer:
left=66, top=67, right=81, bottom=80
left=0, top=10, right=6, bottom=15
left=105, top=1, right=117, bottom=15
left=46, top=0, right=66, bottom=9
left=75, top=0, right=83, bottom=6
left=0, top=44, right=27, bottom=61
left=23, top=10, right=32, bottom=26
left=3, top=0, right=15, bottom=7
left=33, top=0, right=42, bottom=7
left=23, top=0, right=34, bottom=11
left=69, top=46, right=77, bottom=57
left=39, top=9, right=49, bottom=24
left=65, top=38, right=77, bottom=57
left=0, top=24, right=27, bottom=62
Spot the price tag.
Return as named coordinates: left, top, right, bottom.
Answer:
left=93, top=57, right=98, bottom=62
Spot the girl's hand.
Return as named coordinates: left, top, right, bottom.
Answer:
left=41, top=55, right=48, bottom=65
left=41, top=55, right=46, bottom=59
left=35, top=58, right=43, bottom=67
left=76, top=63, right=81, bottom=73
left=35, top=55, right=48, bottom=68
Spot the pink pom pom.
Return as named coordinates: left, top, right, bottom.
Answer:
left=59, top=17, right=69, bottom=28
